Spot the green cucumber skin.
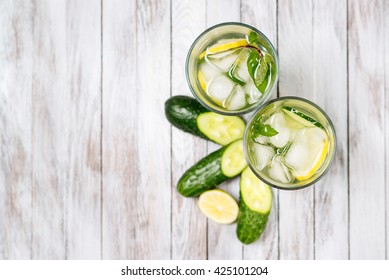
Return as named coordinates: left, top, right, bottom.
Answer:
left=177, top=146, right=229, bottom=197
left=236, top=195, right=270, bottom=244
left=165, top=95, right=209, bottom=140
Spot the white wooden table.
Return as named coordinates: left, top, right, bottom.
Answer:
left=1, top=0, right=388, bottom=260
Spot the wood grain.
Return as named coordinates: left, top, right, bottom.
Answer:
left=0, top=0, right=33, bottom=259
left=206, top=0, right=243, bottom=260
left=102, top=0, right=137, bottom=259
left=31, top=0, right=69, bottom=259
left=64, top=0, right=102, bottom=260
left=313, top=0, right=348, bottom=259
left=278, top=0, right=314, bottom=260
left=241, top=0, right=279, bottom=260
left=385, top=0, right=389, bottom=260
left=31, top=0, right=101, bottom=259
left=348, top=0, right=386, bottom=260
left=134, top=0, right=171, bottom=259
left=171, top=0, right=207, bottom=260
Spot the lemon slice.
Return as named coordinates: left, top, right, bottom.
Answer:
left=197, top=69, right=207, bottom=92
left=198, top=189, right=239, bottom=224
left=294, top=141, right=329, bottom=180
left=199, top=39, right=248, bottom=60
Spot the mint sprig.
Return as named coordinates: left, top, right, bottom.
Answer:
left=252, top=117, right=278, bottom=137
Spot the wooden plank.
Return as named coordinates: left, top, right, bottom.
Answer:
left=31, top=0, right=101, bottom=259
left=240, top=0, right=279, bottom=260
left=102, top=0, right=137, bottom=259
left=0, top=0, right=33, bottom=259
left=134, top=0, right=171, bottom=259
left=386, top=0, right=389, bottom=261
left=348, top=0, right=385, bottom=259
left=171, top=0, right=207, bottom=259
left=348, top=0, right=386, bottom=259
left=313, top=0, right=348, bottom=259
left=278, top=0, right=314, bottom=259
left=206, top=0, right=243, bottom=260
left=103, top=0, right=171, bottom=259
left=31, top=0, right=68, bottom=259
left=348, top=1, right=385, bottom=259
left=64, top=0, right=102, bottom=259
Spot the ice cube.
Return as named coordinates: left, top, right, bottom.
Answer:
left=207, top=74, right=235, bottom=103
left=284, top=140, right=310, bottom=172
left=284, top=127, right=328, bottom=179
left=267, top=157, right=294, bottom=184
left=252, top=143, right=275, bottom=170
left=265, top=111, right=292, bottom=148
left=231, top=48, right=251, bottom=83
left=206, top=48, right=241, bottom=73
left=225, top=85, right=246, bottom=110
left=305, top=126, right=327, bottom=144
left=254, top=135, right=269, bottom=145
left=198, top=61, right=220, bottom=85
left=244, top=80, right=262, bottom=104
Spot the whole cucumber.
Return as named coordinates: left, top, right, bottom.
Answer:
left=177, top=140, right=247, bottom=197
left=236, top=168, right=272, bottom=244
left=165, top=96, right=245, bottom=145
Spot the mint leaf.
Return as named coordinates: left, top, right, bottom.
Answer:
left=248, top=32, right=261, bottom=45
left=255, top=57, right=269, bottom=87
left=252, top=117, right=278, bottom=137
left=247, top=49, right=269, bottom=93
left=257, top=66, right=270, bottom=93
left=247, top=49, right=260, bottom=82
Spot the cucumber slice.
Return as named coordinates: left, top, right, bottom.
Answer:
left=197, top=112, right=245, bottom=146
left=165, top=96, right=245, bottom=145
left=282, top=106, right=324, bottom=129
left=221, top=139, right=247, bottom=177
left=236, top=167, right=272, bottom=244
left=240, top=168, right=272, bottom=213
left=177, top=139, right=247, bottom=197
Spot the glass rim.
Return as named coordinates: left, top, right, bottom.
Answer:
left=243, top=96, right=337, bottom=190
left=185, top=22, right=279, bottom=116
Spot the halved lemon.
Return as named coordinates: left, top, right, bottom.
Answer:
left=199, top=39, right=248, bottom=60
left=198, top=189, right=239, bottom=224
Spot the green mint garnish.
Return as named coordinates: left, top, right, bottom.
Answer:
left=252, top=117, right=278, bottom=137
left=247, top=50, right=260, bottom=80
left=257, top=66, right=270, bottom=93
left=248, top=32, right=261, bottom=45
left=247, top=49, right=269, bottom=93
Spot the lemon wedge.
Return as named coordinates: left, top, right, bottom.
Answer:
left=199, top=39, right=248, bottom=60
left=198, top=189, right=239, bottom=224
